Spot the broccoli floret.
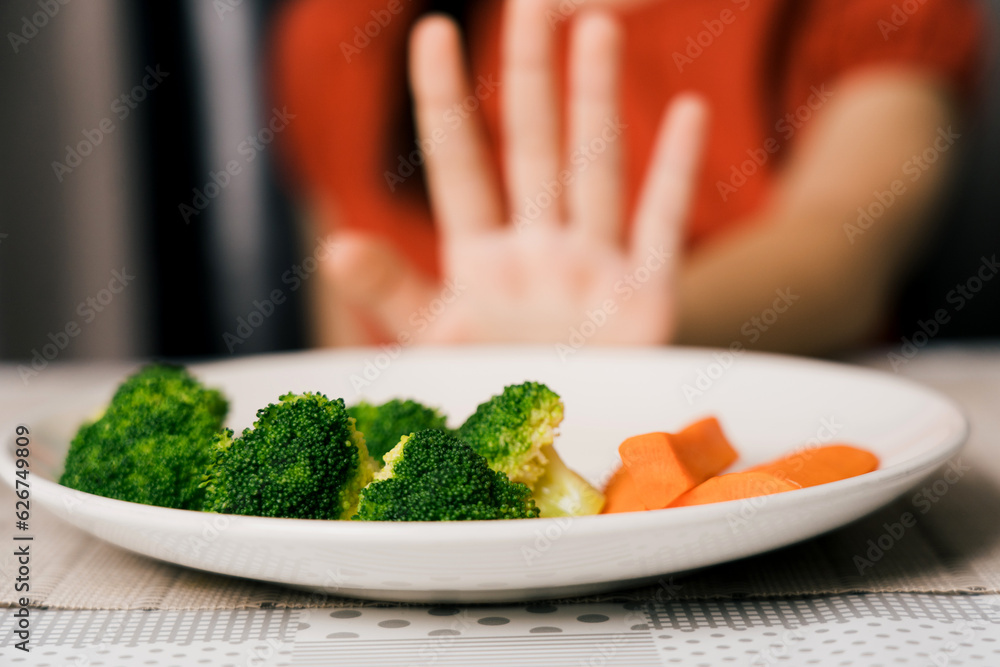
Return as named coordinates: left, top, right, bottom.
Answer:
left=457, top=382, right=605, bottom=517
left=59, top=363, right=227, bottom=510
left=457, top=382, right=562, bottom=485
left=348, top=399, right=447, bottom=464
left=353, top=429, right=539, bottom=521
left=203, top=392, right=375, bottom=520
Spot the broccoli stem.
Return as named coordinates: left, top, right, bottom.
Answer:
left=530, top=446, right=605, bottom=517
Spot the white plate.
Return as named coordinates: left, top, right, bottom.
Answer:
left=2, top=347, right=967, bottom=602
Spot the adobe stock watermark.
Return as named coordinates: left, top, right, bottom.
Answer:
left=164, top=513, right=233, bottom=560
left=349, top=279, right=468, bottom=393
left=285, top=568, right=363, bottom=619
left=717, top=84, right=833, bottom=202
left=240, top=639, right=287, bottom=667
left=671, top=0, right=751, bottom=73
left=515, top=116, right=628, bottom=232
left=749, top=628, right=806, bottom=667
left=555, top=245, right=671, bottom=362
left=7, top=0, right=70, bottom=54
left=222, top=235, right=336, bottom=353
left=844, top=125, right=959, bottom=243
left=384, top=74, right=500, bottom=192
left=292, top=567, right=359, bottom=610
left=878, top=0, right=930, bottom=41
left=56, top=485, right=94, bottom=518
left=580, top=611, right=651, bottom=667
left=339, top=0, right=414, bottom=63
left=521, top=516, right=574, bottom=566
left=853, top=457, right=969, bottom=575
left=212, top=0, right=247, bottom=20
left=520, top=484, right=607, bottom=566
left=179, top=106, right=296, bottom=224
left=925, top=620, right=988, bottom=667
left=545, top=0, right=584, bottom=28
left=727, top=416, right=843, bottom=533
left=887, top=254, right=998, bottom=372
left=63, top=643, right=112, bottom=667
left=681, top=287, right=799, bottom=403
left=17, top=268, right=136, bottom=384
left=406, top=611, right=478, bottom=667
left=51, top=65, right=169, bottom=182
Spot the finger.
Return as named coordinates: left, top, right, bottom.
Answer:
left=321, top=232, right=440, bottom=339
left=410, top=16, right=504, bottom=236
left=568, top=10, right=624, bottom=244
left=502, top=0, right=562, bottom=226
left=630, top=94, right=708, bottom=267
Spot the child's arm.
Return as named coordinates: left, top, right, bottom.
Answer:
left=676, top=69, right=957, bottom=354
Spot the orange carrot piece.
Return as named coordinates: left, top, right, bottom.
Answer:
left=669, top=471, right=800, bottom=507
left=601, top=466, right=646, bottom=514
left=746, top=444, right=879, bottom=488
left=674, top=417, right=739, bottom=480
left=618, top=432, right=693, bottom=510
left=618, top=419, right=738, bottom=510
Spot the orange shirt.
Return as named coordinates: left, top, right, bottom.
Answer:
left=270, top=0, right=981, bottom=279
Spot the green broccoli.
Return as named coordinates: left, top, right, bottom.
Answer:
left=353, top=429, right=539, bottom=521
left=348, top=399, right=447, bottom=464
left=203, top=392, right=376, bottom=520
left=457, top=382, right=605, bottom=518
left=59, top=363, right=227, bottom=510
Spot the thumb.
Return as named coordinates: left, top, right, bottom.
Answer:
left=320, top=231, right=440, bottom=339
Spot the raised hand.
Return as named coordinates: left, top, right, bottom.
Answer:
left=325, top=0, right=707, bottom=347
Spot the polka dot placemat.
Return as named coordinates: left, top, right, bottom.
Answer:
left=2, top=595, right=998, bottom=666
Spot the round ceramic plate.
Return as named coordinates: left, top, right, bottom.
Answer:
left=1, top=347, right=967, bottom=602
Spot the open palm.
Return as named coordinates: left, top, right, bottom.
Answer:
left=327, top=0, right=707, bottom=347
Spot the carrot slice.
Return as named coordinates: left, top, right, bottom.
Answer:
left=618, top=418, right=738, bottom=510
left=669, top=471, right=800, bottom=507
left=601, top=466, right=646, bottom=514
left=674, top=417, right=740, bottom=481
left=618, top=432, right=691, bottom=510
left=746, top=444, right=879, bottom=488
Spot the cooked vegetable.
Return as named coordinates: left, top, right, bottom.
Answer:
left=71, top=363, right=872, bottom=523
left=669, top=471, right=799, bottom=507
left=354, top=429, right=539, bottom=521
left=348, top=399, right=447, bottom=464
left=203, top=392, right=376, bottom=520
left=618, top=418, right=738, bottom=510
left=457, top=382, right=604, bottom=517
left=746, top=444, right=879, bottom=487
left=59, top=363, right=227, bottom=510
left=672, top=417, right=740, bottom=481
left=601, top=466, right=646, bottom=514
left=605, top=417, right=879, bottom=514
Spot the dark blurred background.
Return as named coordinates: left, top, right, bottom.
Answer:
left=0, top=0, right=997, bottom=363
left=0, top=0, right=304, bottom=363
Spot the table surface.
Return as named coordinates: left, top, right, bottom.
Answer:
left=2, top=344, right=1000, bottom=666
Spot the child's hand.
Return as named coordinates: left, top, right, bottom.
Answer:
left=325, top=0, right=706, bottom=345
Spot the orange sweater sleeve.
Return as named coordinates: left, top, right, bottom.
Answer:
left=784, top=0, right=985, bottom=112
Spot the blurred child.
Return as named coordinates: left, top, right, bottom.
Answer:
left=271, top=0, right=982, bottom=354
